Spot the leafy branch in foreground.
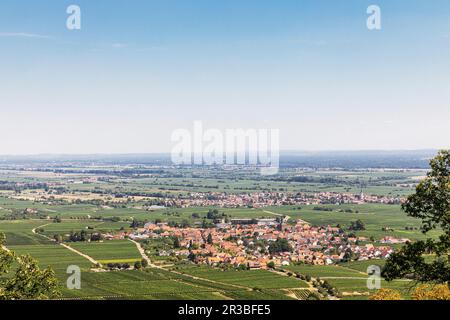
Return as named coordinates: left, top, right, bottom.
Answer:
left=0, top=233, right=60, bottom=300
left=382, top=150, right=450, bottom=283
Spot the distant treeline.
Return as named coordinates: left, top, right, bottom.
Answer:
left=0, top=180, right=48, bottom=191
left=280, top=150, right=436, bottom=169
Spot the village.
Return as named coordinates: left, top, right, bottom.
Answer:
left=154, top=190, right=402, bottom=209
left=130, top=218, right=402, bottom=269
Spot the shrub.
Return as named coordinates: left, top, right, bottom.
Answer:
left=412, top=284, right=450, bottom=300
left=369, top=289, right=403, bottom=300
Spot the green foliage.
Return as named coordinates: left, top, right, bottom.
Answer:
left=268, top=238, right=293, bottom=254
left=207, top=209, right=221, bottom=220
left=0, top=232, right=60, bottom=300
left=0, top=234, right=14, bottom=274
left=306, top=292, right=321, bottom=300
left=206, top=233, right=213, bottom=245
left=173, top=236, right=181, bottom=248
left=349, top=219, right=366, bottom=231
left=383, top=150, right=450, bottom=283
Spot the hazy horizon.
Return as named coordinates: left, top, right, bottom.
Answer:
left=0, top=148, right=441, bottom=157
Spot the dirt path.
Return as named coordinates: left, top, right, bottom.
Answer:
left=31, top=223, right=102, bottom=267
left=128, top=239, right=153, bottom=267
left=263, top=210, right=291, bottom=223
left=61, top=243, right=102, bottom=267
left=128, top=239, right=250, bottom=291
left=31, top=223, right=52, bottom=235
left=267, top=268, right=319, bottom=300
left=268, top=268, right=342, bottom=300
left=262, top=209, right=312, bottom=225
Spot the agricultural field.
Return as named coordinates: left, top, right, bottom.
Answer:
left=9, top=244, right=92, bottom=279
left=340, top=260, right=387, bottom=273
left=283, top=262, right=415, bottom=300
left=69, top=240, right=141, bottom=264
left=268, top=204, right=439, bottom=241
left=39, top=220, right=131, bottom=237
left=0, top=220, right=51, bottom=245
left=284, top=264, right=366, bottom=278
left=57, top=268, right=296, bottom=300
left=328, top=278, right=415, bottom=300
left=175, top=266, right=309, bottom=290
left=0, top=154, right=440, bottom=300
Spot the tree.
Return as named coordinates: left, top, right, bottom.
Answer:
left=130, top=219, right=140, bottom=229
left=90, top=233, right=103, bottom=242
left=207, top=209, right=219, bottom=220
left=0, top=233, right=59, bottom=300
left=134, top=261, right=142, bottom=270
left=141, top=259, right=148, bottom=268
left=206, top=233, right=213, bottom=245
left=382, top=150, right=450, bottom=283
left=173, top=236, right=181, bottom=248
left=342, top=247, right=353, bottom=262
left=188, top=252, right=196, bottom=262
left=180, top=219, right=190, bottom=228
left=268, top=238, right=292, bottom=254
left=306, top=292, right=321, bottom=300
left=349, top=219, right=366, bottom=231
left=53, top=234, right=63, bottom=243
left=80, top=230, right=87, bottom=242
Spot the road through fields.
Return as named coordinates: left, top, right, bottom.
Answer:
left=31, top=223, right=102, bottom=267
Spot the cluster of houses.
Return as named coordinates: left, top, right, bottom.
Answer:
left=158, top=191, right=402, bottom=209
left=130, top=219, right=396, bottom=269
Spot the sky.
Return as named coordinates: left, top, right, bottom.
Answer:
left=0, top=0, right=449, bottom=154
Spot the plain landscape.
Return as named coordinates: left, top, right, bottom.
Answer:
left=0, top=150, right=442, bottom=300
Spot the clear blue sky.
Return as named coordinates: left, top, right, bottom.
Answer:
left=0, top=0, right=449, bottom=154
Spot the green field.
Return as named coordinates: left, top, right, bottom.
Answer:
left=340, top=260, right=386, bottom=273
left=0, top=220, right=51, bottom=245
left=175, top=266, right=308, bottom=289
left=285, top=264, right=366, bottom=278
left=268, top=204, right=440, bottom=241
left=329, top=278, right=415, bottom=299
left=0, top=165, right=435, bottom=300
left=40, top=220, right=131, bottom=236
left=9, top=244, right=92, bottom=279
left=69, top=240, right=141, bottom=264
left=56, top=268, right=296, bottom=300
